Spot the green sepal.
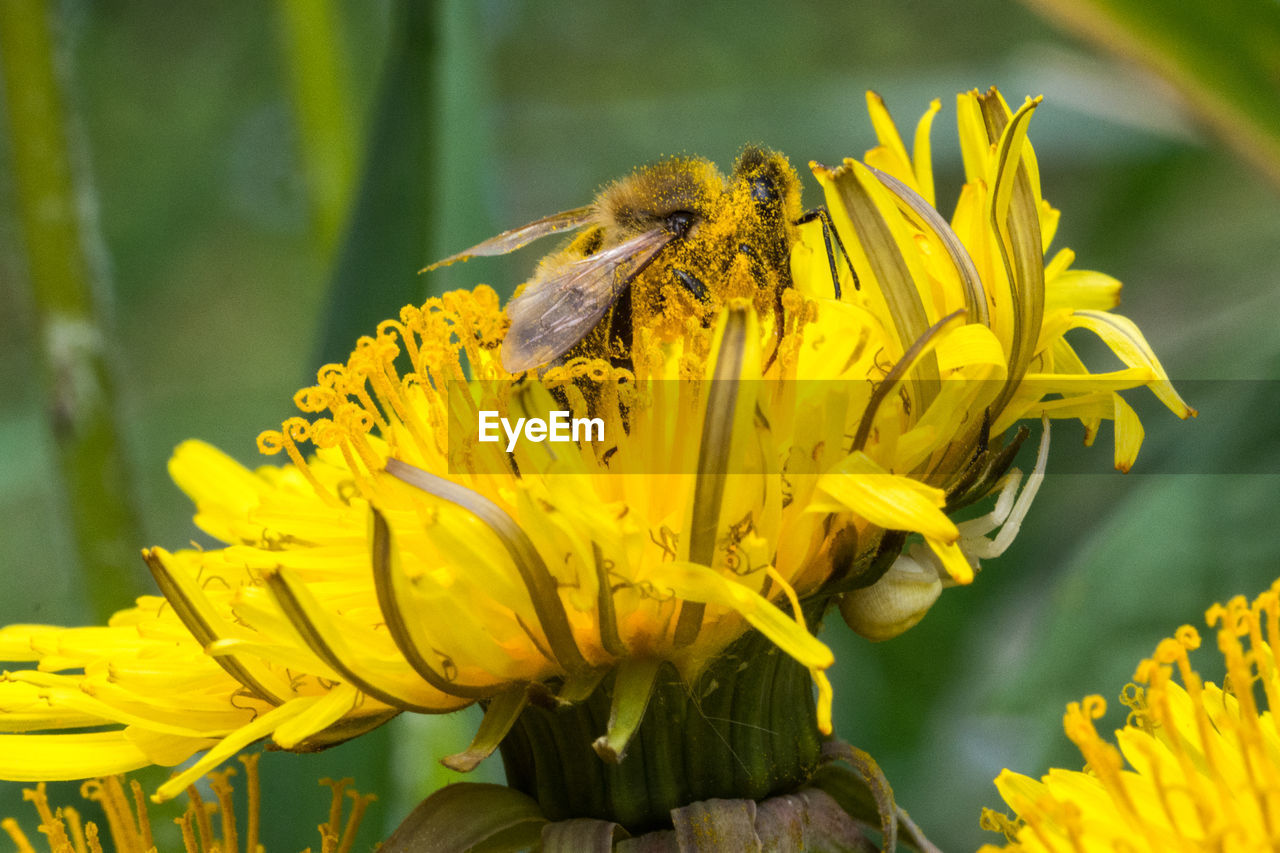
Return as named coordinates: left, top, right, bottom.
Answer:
left=671, top=799, right=762, bottom=852
left=824, top=531, right=906, bottom=594
left=499, top=618, right=823, bottom=832
left=557, top=668, right=608, bottom=705
left=381, top=782, right=546, bottom=853
left=808, top=742, right=943, bottom=853
left=593, top=658, right=661, bottom=763
left=944, top=425, right=1030, bottom=513
left=813, top=742, right=896, bottom=851
left=806, top=762, right=881, bottom=831
left=606, top=790, right=867, bottom=851
left=541, top=818, right=629, bottom=852
left=444, top=686, right=531, bottom=772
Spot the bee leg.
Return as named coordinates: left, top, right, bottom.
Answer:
left=794, top=206, right=860, bottom=297
left=671, top=268, right=709, bottom=302
left=607, top=283, right=634, bottom=370
left=736, top=242, right=788, bottom=372
left=736, top=242, right=783, bottom=314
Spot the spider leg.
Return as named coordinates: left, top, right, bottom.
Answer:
left=957, top=468, right=1024, bottom=540
left=963, top=417, right=1050, bottom=560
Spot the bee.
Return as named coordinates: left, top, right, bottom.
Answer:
left=426, top=146, right=853, bottom=373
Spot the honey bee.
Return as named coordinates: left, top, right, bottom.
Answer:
left=426, top=146, right=853, bottom=373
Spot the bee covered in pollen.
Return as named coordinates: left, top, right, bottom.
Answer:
left=426, top=146, right=853, bottom=373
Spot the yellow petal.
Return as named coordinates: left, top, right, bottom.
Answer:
left=124, top=727, right=217, bottom=767
left=1016, top=367, right=1157, bottom=396
left=1113, top=393, right=1144, bottom=473
left=0, top=732, right=151, bottom=781
left=167, top=440, right=266, bottom=528
left=0, top=626, right=62, bottom=663
left=911, top=98, right=942, bottom=207
left=864, top=91, right=915, bottom=187
left=154, top=696, right=322, bottom=801
left=0, top=681, right=105, bottom=731
left=925, top=536, right=975, bottom=585
left=955, top=91, right=992, bottom=186
left=1069, top=310, right=1196, bottom=418
left=1045, top=269, right=1123, bottom=313
left=272, top=683, right=361, bottom=749
left=816, top=452, right=957, bottom=543
left=649, top=562, right=833, bottom=670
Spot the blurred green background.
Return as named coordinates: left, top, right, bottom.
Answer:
left=2, top=1, right=1278, bottom=850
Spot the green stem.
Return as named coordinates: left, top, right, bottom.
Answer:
left=275, top=0, right=357, bottom=255
left=313, top=0, right=440, bottom=368
left=0, top=0, right=146, bottom=620
left=1024, top=0, right=1280, bottom=190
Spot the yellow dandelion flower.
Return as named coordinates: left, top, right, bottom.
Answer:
left=0, top=755, right=373, bottom=853
left=981, top=579, right=1280, bottom=853
left=0, top=88, right=1190, bottom=830
left=818, top=88, right=1193, bottom=640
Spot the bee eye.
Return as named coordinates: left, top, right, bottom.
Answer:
left=750, top=176, right=779, bottom=203
left=666, top=211, right=696, bottom=239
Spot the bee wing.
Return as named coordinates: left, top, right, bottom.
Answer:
left=422, top=206, right=596, bottom=271
left=502, top=229, right=671, bottom=372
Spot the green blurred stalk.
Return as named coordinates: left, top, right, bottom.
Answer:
left=276, top=0, right=357, bottom=255
left=0, top=1, right=145, bottom=620
left=432, top=0, right=497, bottom=270
left=314, top=0, right=440, bottom=367
left=1024, top=0, right=1280, bottom=189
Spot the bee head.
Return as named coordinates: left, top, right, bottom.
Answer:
left=666, top=210, right=696, bottom=240
left=732, top=146, right=803, bottom=225
left=599, top=156, right=725, bottom=237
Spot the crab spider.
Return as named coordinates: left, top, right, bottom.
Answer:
left=840, top=417, right=1050, bottom=641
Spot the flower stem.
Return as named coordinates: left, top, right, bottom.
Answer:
left=313, top=0, right=440, bottom=367
left=0, top=0, right=146, bottom=620
left=275, top=0, right=357, bottom=256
